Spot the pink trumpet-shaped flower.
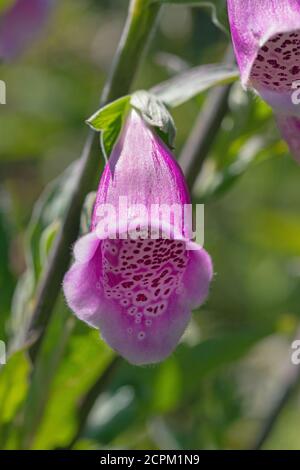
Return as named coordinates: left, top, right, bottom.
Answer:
left=63, top=110, right=213, bottom=365
left=227, top=0, right=300, bottom=163
left=0, top=0, right=54, bottom=61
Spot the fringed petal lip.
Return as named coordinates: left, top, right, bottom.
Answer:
left=64, top=221, right=212, bottom=365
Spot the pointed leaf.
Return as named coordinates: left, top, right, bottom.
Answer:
left=152, top=63, right=239, bottom=107
left=86, top=96, right=130, bottom=160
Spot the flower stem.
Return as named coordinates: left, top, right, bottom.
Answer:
left=179, top=47, right=234, bottom=190
left=179, top=85, right=231, bottom=189
left=26, top=0, right=162, bottom=362
left=66, top=356, right=122, bottom=449
left=252, top=326, right=300, bottom=450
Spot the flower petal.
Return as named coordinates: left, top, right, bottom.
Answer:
left=91, top=110, right=190, bottom=232
left=73, top=231, right=100, bottom=263
left=63, top=240, right=103, bottom=328
left=276, top=114, right=300, bottom=164
left=182, top=243, right=213, bottom=310
left=98, top=287, right=191, bottom=366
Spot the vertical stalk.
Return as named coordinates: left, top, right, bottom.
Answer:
left=179, top=85, right=231, bottom=189
left=179, top=47, right=234, bottom=190
left=20, top=0, right=162, bottom=449
left=252, top=327, right=300, bottom=450
left=26, top=0, right=162, bottom=362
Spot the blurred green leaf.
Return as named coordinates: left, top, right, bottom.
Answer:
left=27, top=162, right=79, bottom=282
left=0, top=207, right=15, bottom=340
left=0, top=351, right=30, bottom=449
left=195, top=136, right=281, bottom=201
left=84, top=386, right=136, bottom=445
left=246, top=210, right=300, bottom=256
left=176, top=329, right=272, bottom=389
left=153, top=358, right=181, bottom=413
left=262, top=397, right=300, bottom=450
left=80, top=192, right=96, bottom=235
left=152, top=64, right=239, bottom=107
left=31, top=326, right=113, bottom=449
left=81, top=329, right=271, bottom=448
left=10, top=162, right=79, bottom=347
left=39, top=220, right=61, bottom=268
left=20, top=299, right=74, bottom=449
left=0, top=352, right=29, bottom=425
left=10, top=271, right=34, bottom=350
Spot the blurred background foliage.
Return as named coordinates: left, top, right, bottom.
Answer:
left=0, top=0, right=300, bottom=450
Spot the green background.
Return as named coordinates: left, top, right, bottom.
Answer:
left=0, top=0, right=300, bottom=450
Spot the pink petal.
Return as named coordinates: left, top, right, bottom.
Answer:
left=276, top=114, right=300, bottom=164
left=64, top=232, right=212, bottom=365
left=73, top=232, right=100, bottom=263
left=228, top=0, right=300, bottom=115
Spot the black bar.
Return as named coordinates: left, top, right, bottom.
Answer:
left=0, top=450, right=299, bottom=465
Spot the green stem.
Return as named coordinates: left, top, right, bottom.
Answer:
left=252, top=326, right=300, bottom=450
left=66, top=356, right=122, bottom=449
left=179, top=85, right=231, bottom=189
left=26, top=0, right=162, bottom=362
left=179, top=47, right=234, bottom=190
left=102, top=0, right=161, bottom=103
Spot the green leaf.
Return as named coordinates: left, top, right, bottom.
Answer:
left=86, top=95, right=131, bottom=160
left=245, top=210, right=300, bottom=257
left=30, top=325, right=114, bottom=449
left=153, top=358, right=181, bottom=413
left=177, top=329, right=271, bottom=383
left=10, top=162, right=79, bottom=348
left=0, top=207, right=15, bottom=341
left=153, top=0, right=229, bottom=34
left=195, top=135, right=281, bottom=202
left=27, top=161, right=79, bottom=283
left=39, top=220, right=61, bottom=269
left=80, top=192, right=96, bottom=235
left=83, top=386, right=137, bottom=445
left=19, top=298, right=75, bottom=449
left=80, top=328, right=272, bottom=447
left=101, top=118, right=123, bottom=162
left=152, top=63, right=239, bottom=107
left=0, top=351, right=30, bottom=449
left=131, top=90, right=176, bottom=148
left=87, top=96, right=130, bottom=131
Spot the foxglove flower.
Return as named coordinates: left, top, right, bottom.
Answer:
left=228, top=0, right=300, bottom=162
left=63, top=110, right=213, bottom=365
left=0, top=0, right=54, bottom=61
